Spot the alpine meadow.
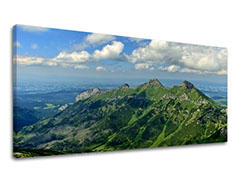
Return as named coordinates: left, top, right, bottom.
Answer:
left=13, top=25, right=227, bottom=158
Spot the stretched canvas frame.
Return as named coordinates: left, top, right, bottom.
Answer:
left=13, top=25, right=227, bottom=158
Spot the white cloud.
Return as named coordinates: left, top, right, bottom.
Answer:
left=134, top=63, right=151, bottom=70
left=45, top=62, right=57, bottom=66
left=51, top=50, right=91, bottom=64
left=96, top=66, right=106, bottom=71
left=217, top=69, right=227, bottom=75
left=149, top=40, right=168, bottom=49
left=85, top=33, right=115, bottom=45
left=31, top=43, right=38, bottom=49
left=179, top=47, right=227, bottom=72
left=15, top=41, right=124, bottom=68
left=16, top=56, right=44, bottom=65
left=72, top=33, right=115, bottom=50
left=158, top=65, right=181, bottom=72
left=16, top=50, right=91, bottom=67
left=48, top=41, right=124, bottom=67
left=60, top=63, right=73, bottom=67
left=93, top=41, right=124, bottom=60
left=19, top=25, right=49, bottom=32
left=167, top=65, right=180, bottom=72
left=125, top=40, right=180, bottom=64
left=74, top=65, right=89, bottom=69
left=126, top=40, right=227, bottom=74
left=15, top=35, right=227, bottom=76
left=159, top=65, right=203, bottom=74
left=128, top=37, right=145, bottom=43
left=14, top=41, right=21, bottom=47
left=158, top=66, right=168, bottom=71
left=180, top=68, right=201, bottom=74
left=158, top=64, right=227, bottom=75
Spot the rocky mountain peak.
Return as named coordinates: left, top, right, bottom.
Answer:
left=92, top=88, right=100, bottom=92
left=118, top=83, right=130, bottom=89
left=147, top=78, right=164, bottom=86
left=75, top=88, right=101, bottom=102
left=180, top=80, right=194, bottom=89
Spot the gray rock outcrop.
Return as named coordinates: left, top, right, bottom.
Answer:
left=118, top=83, right=130, bottom=89
left=180, top=80, right=194, bottom=89
left=147, top=78, right=164, bottom=87
left=75, top=88, right=102, bottom=102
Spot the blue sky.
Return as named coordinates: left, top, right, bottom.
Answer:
left=13, top=25, right=227, bottom=83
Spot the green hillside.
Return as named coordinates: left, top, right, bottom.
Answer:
left=13, top=79, right=227, bottom=158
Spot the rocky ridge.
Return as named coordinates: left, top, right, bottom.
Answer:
left=75, top=88, right=102, bottom=102
left=181, top=80, right=194, bottom=89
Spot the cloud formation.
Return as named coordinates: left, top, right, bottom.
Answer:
left=16, top=56, right=44, bottom=65
left=85, top=33, right=115, bottom=45
left=158, top=64, right=227, bottom=75
left=72, top=33, right=116, bottom=50
left=134, top=63, right=152, bottom=70
left=15, top=31, right=227, bottom=76
left=126, top=40, right=227, bottom=75
left=43, top=41, right=124, bottom=67
left=96, top=66, right=106, bottom=71
left=16, top=41, right=124, bottom=68
left=18, top=25, right=49, bottom=32
left=74, top=65, right=89, bottom=69
left=158, top=65, right=181, bottom=72
left=93, top=41, right=124, bottom=60
left=50, top=51, right=91, bottom=64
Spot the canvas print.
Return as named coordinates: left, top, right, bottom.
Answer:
left=13, top=25, right=227, bottom=158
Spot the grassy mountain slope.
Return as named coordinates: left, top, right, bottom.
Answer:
left=13, top=79, right=227, bottom=157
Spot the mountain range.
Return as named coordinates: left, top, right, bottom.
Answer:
left=13, top=79, right=227, bottom=158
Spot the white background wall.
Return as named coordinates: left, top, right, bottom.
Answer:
left=0, top=0, right=239, bottom=181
